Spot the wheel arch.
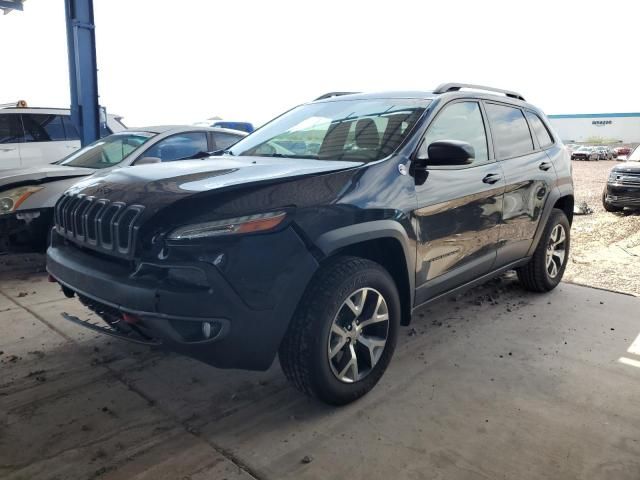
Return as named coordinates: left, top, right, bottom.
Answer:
left=526, top=187, right=574, bottom=257
left=553, top=194, right=574, bottom=225
left=315, top=221, right=415, bottom=326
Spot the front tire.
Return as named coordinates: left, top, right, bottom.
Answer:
left=279, top=256, right=400, bottom=405
left=517, top=209, right=570, bottom=292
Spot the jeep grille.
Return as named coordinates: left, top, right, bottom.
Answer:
left=54, top=193, right=145, bottom=258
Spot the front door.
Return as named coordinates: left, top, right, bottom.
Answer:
left=412, top=100, right=504, bottom=305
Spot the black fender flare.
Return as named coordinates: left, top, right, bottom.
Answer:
left=526, top=184, right=573, bottom=257
left=314, top=220, right=416, bottom=310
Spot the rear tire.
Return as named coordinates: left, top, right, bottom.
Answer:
left=517, top=209, right=570, bottom=292
left=279, top=256, right=400, bottom=405
left=602, top=189, right=623, bottom=212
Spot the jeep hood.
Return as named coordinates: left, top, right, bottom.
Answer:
left=66, top=156, right=362, bottom=205
left=0, top=164, right=95, bottom=189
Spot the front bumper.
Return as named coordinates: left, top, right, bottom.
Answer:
left=605, top=184, right=640, bottom=207
left=47, top=227, right=318, bottom=370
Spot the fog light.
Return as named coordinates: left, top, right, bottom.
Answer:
left=202, top=322, right=213, bottom=339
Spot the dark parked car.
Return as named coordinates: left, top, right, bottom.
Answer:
left=47, top=84, right=574, bottom=405
left=603, top=146, right=640, bottom=211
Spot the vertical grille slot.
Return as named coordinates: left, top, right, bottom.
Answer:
left=72, top=196, right=91, bottom=240
left=98, top=203, right=124, bottom=249
left=64, top=196, right=81, bottom=235
left=84, top=199, right=108, bottom=245
left=115, top=206, right=144, bottom=254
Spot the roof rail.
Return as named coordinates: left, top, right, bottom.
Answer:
left=433, top=83, right=525, bottom=102
left=0, top=100, right=28, bottom=108
left=314, top=92, right=359, bottom=101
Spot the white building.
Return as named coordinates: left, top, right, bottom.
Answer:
left=548, top=113, right=640, bottom=144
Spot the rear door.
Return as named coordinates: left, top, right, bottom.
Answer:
left=484, top=102, right=555, bottom=266
left=0, top=113, right=24, bottom=169
left=413, top=100, right=505, bottom=305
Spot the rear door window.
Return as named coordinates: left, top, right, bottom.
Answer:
left=22, top=114, right=67, bottom=142
left=213, top=132, right=242, bottom=150
left=525, top=111, right=554, bottom=148
left=485, top=103, right=534, bottom=159
left=0, top=114, right=24, bottom=143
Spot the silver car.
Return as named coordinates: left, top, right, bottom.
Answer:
left=0, top=125, right=245, bottom=253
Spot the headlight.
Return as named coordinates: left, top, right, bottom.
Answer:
left=609, top=171, right=619, bottom=182
left=167, top=211, right=287, bottom=240
left=0, top=186, right=43, bottom=214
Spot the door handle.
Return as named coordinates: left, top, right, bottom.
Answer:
left=482, top=173, right=502, bottom=184
left=0, top=148, right=16, bottom=152
left=539, top=161, right=552, bottom=171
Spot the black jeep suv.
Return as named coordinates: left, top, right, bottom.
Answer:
left=47, top=84, right=574, bottom=405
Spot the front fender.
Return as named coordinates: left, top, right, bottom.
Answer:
left=315, top=219, right=416, bottom=309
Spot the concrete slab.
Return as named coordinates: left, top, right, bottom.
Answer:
left=0, top=273, right=74, bottom=308
left=1, top=270, right=639, bottom=480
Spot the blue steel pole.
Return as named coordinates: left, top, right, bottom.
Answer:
left=64, top=0, right=100, bottom=146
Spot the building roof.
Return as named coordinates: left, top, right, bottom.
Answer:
left=549, top=113, right=640, bottom=119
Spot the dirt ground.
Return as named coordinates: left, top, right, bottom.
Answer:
left=563, top=160, right=640, bottom=296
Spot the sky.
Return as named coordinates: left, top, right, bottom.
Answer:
left=1, top=0, right=638, bottom=128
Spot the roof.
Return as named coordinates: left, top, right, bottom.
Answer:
left=126, top=125, right=247, bottom=136
left=313, top=88, right=534, bottom=109
left=314, top=91, right=437, bottom=102
left=548, top=113, right=640, bottom=119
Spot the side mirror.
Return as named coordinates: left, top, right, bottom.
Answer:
left=136, top=156, right=162, bottom=165
left=418, top=140, right=475, bottom=166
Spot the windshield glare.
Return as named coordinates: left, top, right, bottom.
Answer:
left=59, top=132, right=156, bottom=169
left=229, top=99, right=431, bottom=162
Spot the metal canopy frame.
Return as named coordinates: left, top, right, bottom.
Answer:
left=65, top=0, right=100, bottom=146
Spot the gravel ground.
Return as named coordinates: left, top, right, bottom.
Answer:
left=564, top=159, right=640, bottom=296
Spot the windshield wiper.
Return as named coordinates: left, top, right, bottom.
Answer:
left=187, top=151, right=213, bottom=159
left=210, top=149, right=235, bottom=156
left=257, top=153, right=319, bottom=159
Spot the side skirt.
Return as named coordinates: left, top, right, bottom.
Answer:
left=411, top=258, right=531, bottom=314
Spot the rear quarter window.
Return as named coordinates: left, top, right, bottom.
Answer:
left=525, top=111, right=554, bottom=148
left=485, top=103, right=534, bottom=159
left=22, top=113, right=67, bottom=142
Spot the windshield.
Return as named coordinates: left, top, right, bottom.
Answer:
left=577, top=146, right=591, bottom=152
left=59, top=131, right=156, bottom=169
left=228, top=98, right=431, bottom=162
